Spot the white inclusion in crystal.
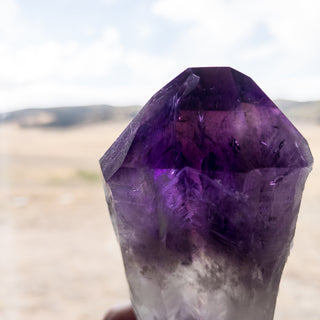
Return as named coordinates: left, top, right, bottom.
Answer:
left=269, top=176, right=284, bottom=186
left=128, top=258, right=233, bottom=320
left=125, top=243, right=270, bottom=320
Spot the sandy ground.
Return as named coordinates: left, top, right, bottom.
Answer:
left=0, top=120, right=319, bottom=320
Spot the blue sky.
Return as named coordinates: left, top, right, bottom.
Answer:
left=0, top=0, right=320, bottom=111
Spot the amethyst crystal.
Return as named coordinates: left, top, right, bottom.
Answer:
left=100, top=67, right=313, bottom=320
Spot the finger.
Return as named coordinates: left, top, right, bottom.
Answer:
left=103, top=303, right=136, bottom=320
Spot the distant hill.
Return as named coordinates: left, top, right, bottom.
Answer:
left=0, top=105, right=140, bottom=128
left=0, top=100, right=319, bottom=128
left=275, top=99, right=320, bottom=124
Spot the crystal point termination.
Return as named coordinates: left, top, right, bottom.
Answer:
left=100, top=67, right=313, bottom=320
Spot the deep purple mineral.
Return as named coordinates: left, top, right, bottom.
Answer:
left=100, top=67, right=313, bottom=320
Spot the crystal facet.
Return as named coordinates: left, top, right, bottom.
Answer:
left=100, top=67, right=313, bottom=320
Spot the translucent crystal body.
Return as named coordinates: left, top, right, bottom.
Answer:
left=100, top=67, right=313, bottom=320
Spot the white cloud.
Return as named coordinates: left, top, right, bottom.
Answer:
left=153, top=0, right=260, bottom=46
left=1, top=0, right=320, bottom=112
left=152, top=0, right=320, bottom=100
left=136, top=23, right=153, bottom=40
left=0, top=0, right=179, bottom=111
left=0, top=0, right=20, bottom=39
left=125, top=51, right=176, bottom=82
left=241, top=43, right=277, bottom=62
left=100, top=0, right=117, bottom=6
left=0, top=36, right=124, bottom=110
left=0, top=26, right=123, bottom=83
left=0, top=6, right=175, bottom=111
left=0, top=0, right=44, bottom=44
left=0, top=33, right=179, bottom=111
left=0, top=82, right=139, bottom=109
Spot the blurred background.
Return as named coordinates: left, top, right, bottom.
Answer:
left=0, top=1, right=319, bottom=319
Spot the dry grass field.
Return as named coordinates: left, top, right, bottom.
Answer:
left=0, top=119, right=319, bottom=320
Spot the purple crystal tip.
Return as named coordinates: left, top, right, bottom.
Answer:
left=100, top=67, right=313, bottom=320
left=101, top=67, right=312, bottom=179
